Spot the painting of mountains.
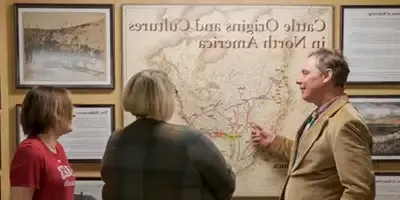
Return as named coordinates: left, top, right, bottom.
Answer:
left=15, top=5, right=113, bottom=88
left=351, top=97, right=400, bottom=160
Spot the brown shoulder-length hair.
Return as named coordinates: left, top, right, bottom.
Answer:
left=20, top=86, right=73, bottom=136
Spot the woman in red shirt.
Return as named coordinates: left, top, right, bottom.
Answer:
left=10, top=86, right=76, bottom=200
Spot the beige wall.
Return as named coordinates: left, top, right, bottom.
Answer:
left=1, top=0, right=400, bottom=199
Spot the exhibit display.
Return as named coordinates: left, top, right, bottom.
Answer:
left=0, top=2, right=397, bottom=200
left=122, top=4, right=334, bottom=196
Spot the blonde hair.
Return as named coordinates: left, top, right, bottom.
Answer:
left=20, top=85, right=73, bottom=136
left=122, top=69, right=176, bottom=121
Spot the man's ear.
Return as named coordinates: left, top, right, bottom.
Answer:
left=323, top=69, right=333, bottom=83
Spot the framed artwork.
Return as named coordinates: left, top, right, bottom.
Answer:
left=349, top=95, right=400, bottom=161
left=74, top=177, right=103, bottom=200
left=340, top=5, right=400, bottom=84
left=14, top=4, right=115, bottom=89
left=16, top=104, right=115, bottom=163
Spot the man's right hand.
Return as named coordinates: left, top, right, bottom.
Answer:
left=250, top=124, right=276, bottom=148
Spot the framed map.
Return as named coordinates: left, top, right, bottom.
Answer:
left=122, top=4, right=333, bottom=196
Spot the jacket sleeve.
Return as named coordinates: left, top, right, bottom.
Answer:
left=259, top=135, right=294, bottom=163
left=188, top=131, right=236, bottom=200
left=332, top=119, right=375, bottom=200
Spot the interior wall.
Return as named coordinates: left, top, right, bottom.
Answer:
left=1, top=0, right=400, bottom=199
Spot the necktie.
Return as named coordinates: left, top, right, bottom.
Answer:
left=297, top=112, right=318, bottom=147
left=293, top=112, right=318, bottom=164
left=306, top=112, right=318, bottom=130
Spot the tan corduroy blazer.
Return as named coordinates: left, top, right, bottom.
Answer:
left=263, top=95, right=375, bottom=200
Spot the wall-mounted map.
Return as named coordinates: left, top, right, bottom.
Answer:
left=122, top=4, right=333, bottom=196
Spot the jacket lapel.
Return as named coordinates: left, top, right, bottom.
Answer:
left=288, top=113, right=311, bottom=171
left=290, top=95, right=349, bottom=173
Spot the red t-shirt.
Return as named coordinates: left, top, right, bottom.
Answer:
left=10, top=136, right=76, bottom=200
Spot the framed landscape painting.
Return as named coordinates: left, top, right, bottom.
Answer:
left=350, top=95, right=400, bottom=161
left=74, top=177, right=103, bottom=200
left=14, top=4, right=115, bottom=89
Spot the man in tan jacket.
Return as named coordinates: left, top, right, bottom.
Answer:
left=251, top=48, right=375, bottom=200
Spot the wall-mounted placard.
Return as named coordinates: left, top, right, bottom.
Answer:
left=349, top=95, right=400, bottom=161
left=375, top=173, right=400, bottom=199
left=341, top=5, right=400, bottom=84
left=16, top=104, right=115, bottom=163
